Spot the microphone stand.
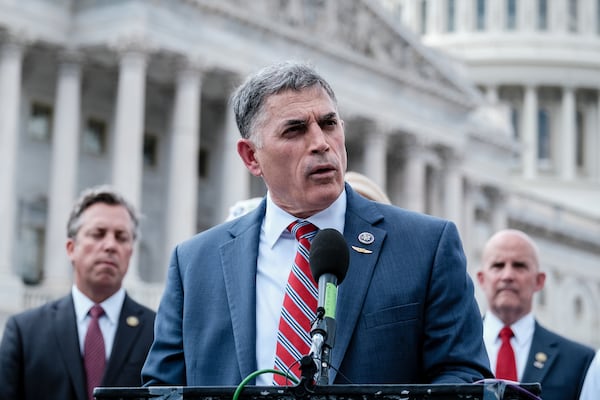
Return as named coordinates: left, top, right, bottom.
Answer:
left=309, top=307, right=336, bottom=385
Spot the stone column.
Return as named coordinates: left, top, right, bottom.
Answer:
left=426, top=0, right=442, bottom=35
left=362, top=129, right=388, bottom=192
left=522, top=85, right=538, bottom=179
left=561, top=86, right=576, bottom=180
left=401, top=0, right=420, bottom=33
left=596, top=90, right=600, bottom=181
left=551, top=0, right=568, bottom=32
left=43, top=52, right=83, bottom=293
left=402, top=141, right=427, bottom=213
left=485, top=85, right=499, bottom=104
left=461, top=179, right=476, bottom=272
left=457, top=0, right=474, bottom=32
left=0, top=39, right=25, bottom=304
left=487, top=0, right=502, bottom=32
left=164, top=60, right=202, bottom=267
left=519, top=0, right=534, bottom=31
left=112, top=44, right=148, bottom=283
left=442, top=149, right=463, bottom=229
left=489, top=187, right=507, bottom=232
left=220, top=80, right=251, bottom=221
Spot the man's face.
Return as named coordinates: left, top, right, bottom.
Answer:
left=238, top=86, right=347, bottom=218
left=477, top=231, right=545, bottom=324
left=66, top=203, right=135, bottom=301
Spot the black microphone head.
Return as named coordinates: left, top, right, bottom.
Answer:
left=309, top=228, right=349, bottom=284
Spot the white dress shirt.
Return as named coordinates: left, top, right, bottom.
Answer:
left=255, top=190, right=346, bottom=385
left=72, top=285, right=126, bottom=360
left=483, top=311, right=535, bottom=381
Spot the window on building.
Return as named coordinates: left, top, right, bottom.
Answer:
left=83, top=118, right=107, bottom=155
left=28, top=102, right=53, bottom=141
left=447, top=0, right=456, bottom=32
left=420, top=0, right=428, bottom=34
left=506, top=0, right=517, bottom=30
left=19, top=226, right=45, bottom=285
left=537, top=109, right=551, bottom=160
left=538, top=0, right=548, bottom=30
left=143, top=133, right=159, bottom=167
left=198, top=147, right=209, bottom=179
left=568, top=0, right=579, bottom=32
left=576, top=110, right=585, bottom=168
left=511, top=107, right=519, bottom=139
left=476, top=0, right=486, bottom=30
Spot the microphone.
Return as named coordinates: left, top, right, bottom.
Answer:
left=308, top=228, right=349, bottom=385
left=310, top=229, right=349, bottom=319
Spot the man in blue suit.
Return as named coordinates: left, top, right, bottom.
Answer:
left=477, top=229, right=594, bottom=400
left=142, top=61, right=492, bottom=386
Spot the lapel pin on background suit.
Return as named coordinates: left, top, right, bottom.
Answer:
left=533, top=352, right=547, bottom=369
left=353, top=232, right=375, bottom=253
left=126, top=316, right=140, bottom=327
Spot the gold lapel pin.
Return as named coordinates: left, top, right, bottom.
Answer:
left=352, top=245, right=373, bottom=254
left=533, top=352, right=547, bottom=369
left=126, top=316, right=140, bottom=327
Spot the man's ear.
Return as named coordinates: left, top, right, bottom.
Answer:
left=535, top=271, right=546, bottom=292
left=237, top=139, right=262, bottom=177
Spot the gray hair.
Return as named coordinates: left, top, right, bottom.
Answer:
left=230, top=61, right=338, bottom=146
left=66, top=185, right=140, bottom=240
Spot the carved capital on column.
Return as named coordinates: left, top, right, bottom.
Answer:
left=110, top=31, right=154, bottom=59
left=173, top=54, right=207, bottom=79
left=56, top=48, right=85, bottom=70
left=0, top=30, right=32, bottom=59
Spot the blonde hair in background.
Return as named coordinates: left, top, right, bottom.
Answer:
left=345, top=171, right=391, bottom=205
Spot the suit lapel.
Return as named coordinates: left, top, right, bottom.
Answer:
left=103, top=295, right=145, bottom=385
left=221, top=204, right=264, bottom=380
left=521, top=322, right=558, bottom=384
left=329, top=186, right=386, bottom=382
left=53, top=296, right=87, bottom=400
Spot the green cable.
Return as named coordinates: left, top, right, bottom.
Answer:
left=232, top=369, right=299, bottom=400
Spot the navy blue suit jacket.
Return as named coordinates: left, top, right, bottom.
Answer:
left=521, top=322, right=594, bottom=400
left=142, top=185, right=492, bottom=385
left=0, top=293, right=155, bottom=400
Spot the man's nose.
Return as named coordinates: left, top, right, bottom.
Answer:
left=102, top=235, right=118, bottom=250
left=308, top=125, right=329, bottom=153
left=500, top=265, right=515, bottom=279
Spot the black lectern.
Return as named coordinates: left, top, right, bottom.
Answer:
left=94, top=382, right=541, bottom=400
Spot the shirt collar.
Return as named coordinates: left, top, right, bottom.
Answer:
left=72, top=285, right=125, bottom=325
left=484, top=311, right=535, bottom=345
left=263, top=189, right=347, bottom=248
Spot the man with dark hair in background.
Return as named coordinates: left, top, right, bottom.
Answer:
left=0, top=185, right=155, bottom=400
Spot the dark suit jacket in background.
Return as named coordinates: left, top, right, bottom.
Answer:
left=0, top=293, right=155, bottom=400
left=521, top=322, right=594, bottom=400
left=142, top=184, right=492, bottom=385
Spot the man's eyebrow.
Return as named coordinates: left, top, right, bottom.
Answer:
left=282, top=118, right=307, bottom=127
left=320, top=112, right=338, bottom=120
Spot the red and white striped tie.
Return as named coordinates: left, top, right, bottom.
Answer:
left=273, top=220, right=319, bottom=385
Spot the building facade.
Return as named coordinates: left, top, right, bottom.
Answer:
left=390, top=0, right=600, bottom=347
left=1, top=0, right=599, bottom=348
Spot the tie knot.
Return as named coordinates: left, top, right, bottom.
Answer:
left=499, top=326, right=514, bottom=341
left=287, top=220, right=318, bottom=242
left=89, top=304, right=105, bottom=319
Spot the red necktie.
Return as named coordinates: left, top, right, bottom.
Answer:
left=84, top=304, right=106, bottom=400
left=273, top=220, right=319, bottom=385
left=496, top=325, right=518, bottom=381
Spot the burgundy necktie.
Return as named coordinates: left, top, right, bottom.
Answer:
left=273, top=220, right=319, bottom=385
left=84, top=304, right=106, bottom=400
left=496, top=325, right=518, bottom=381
